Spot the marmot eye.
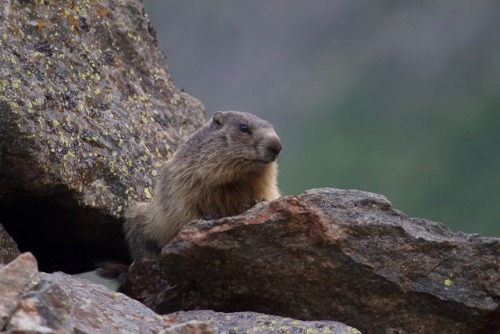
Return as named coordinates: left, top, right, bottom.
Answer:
left=239, top=124, right=252, bottom=134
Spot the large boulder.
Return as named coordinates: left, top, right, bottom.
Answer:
left=123, top=188, right=499, bottom=334
left=0, top=0, right=204, bottom=273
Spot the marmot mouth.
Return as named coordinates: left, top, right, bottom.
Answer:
left=256, top=158, right=275, bottom=164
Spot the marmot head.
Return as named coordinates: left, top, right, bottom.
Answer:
left=209, top=111, right=282, bottom=169
left=176, top=111, right=281, bottom=182
left=212, top=110, right=281, bottom=162
left=173, top=111, right=282, bottom=186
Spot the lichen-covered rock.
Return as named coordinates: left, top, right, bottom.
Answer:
left=124, top=188, right=499, bottom=334
left=0, top=224, right=20, bottom=264
left=0, top=0, right=204, bottom=273
left=169, top=310, right=360, bottom=334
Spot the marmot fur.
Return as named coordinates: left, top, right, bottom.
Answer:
left=124, top=110, right=282, bottom=261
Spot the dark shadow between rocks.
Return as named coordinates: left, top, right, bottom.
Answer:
left=0, top=188, right=129, bottom=274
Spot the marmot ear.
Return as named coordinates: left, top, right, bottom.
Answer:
left=212, top=111, right=224, bottom=126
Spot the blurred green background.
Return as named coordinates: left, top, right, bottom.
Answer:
left=143, top=1, right=500, bottom=236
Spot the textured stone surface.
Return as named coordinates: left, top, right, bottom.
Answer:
left=46, top=272, right=175, bottom=334
left=0, top=0, right=204, bottom=273
left=7, top=277, right=74, bottom=333
left=0, top=223, right=20, bottom=264
left=158, top=320, right=213, bottom=334
left=124, top=188, right=499, bottom=334
left=1, top=253, right=357, bottom=333
left=170, top=310, right=361, bottom=334
left=0, top=252, right=38, bottom=329
left=1, top=253, right=211, bottom=333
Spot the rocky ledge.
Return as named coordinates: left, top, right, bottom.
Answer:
left=1, top=188, right=498, bottom=333
left=121, top=188, right=499, bottom=334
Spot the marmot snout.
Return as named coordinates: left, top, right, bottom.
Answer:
left=124, top=111, right=282, bottom=261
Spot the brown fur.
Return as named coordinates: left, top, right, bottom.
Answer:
left=124, top=111, right=282, bottom=261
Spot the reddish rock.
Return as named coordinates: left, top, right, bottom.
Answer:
left=0, top=253, right=38, bottom=329
left=125, top=188, right=499, bottom=334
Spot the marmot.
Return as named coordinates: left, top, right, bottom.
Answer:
left=124, top=110, right=282, bottom=261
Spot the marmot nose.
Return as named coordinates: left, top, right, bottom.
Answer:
left=267, top=137, right=282, bottom=160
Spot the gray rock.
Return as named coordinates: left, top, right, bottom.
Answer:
left=170, top=310, right=360, bottom=334
left=47, top=272, right=174, bottom=334
left=0, top=0, right=204, bottom=273
left=123, top=188, right=499, bottom=334
left=1, top=253, right=210, bottom=333
left=0, top=224, right=20, bottom=264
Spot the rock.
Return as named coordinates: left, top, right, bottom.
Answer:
left=0, top=252, right=38, bottom=329
left=0, top=0, right=204, bottom=273
left=3, top=253, right=350, bottom=334
left=169, top=310, right=360, bottom=334
left=7, top=275, right=74, bottom=333
left=124, top=188, right=499, bottom=334
left=0, top=224, right=20, bottom=264
left=0, top=253, right=213, bottom=333
left=158, top=320, right=213, bottom=334
left=42, top=272, right=175, bottom=334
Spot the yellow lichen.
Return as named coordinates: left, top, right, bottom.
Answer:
left=144, top=187, right=152, bottom=199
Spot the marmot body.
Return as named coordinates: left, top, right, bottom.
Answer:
left=125, top=111, right=282, bottom=261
